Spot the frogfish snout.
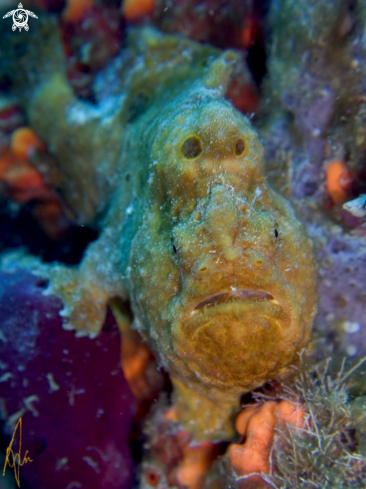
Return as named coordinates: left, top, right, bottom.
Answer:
left=204, top=184, right=239, bottom=260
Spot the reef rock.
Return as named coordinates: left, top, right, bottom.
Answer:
left=0, top=267, right=135, bottom=489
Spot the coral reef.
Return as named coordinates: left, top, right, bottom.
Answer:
left=153, top=0, right=251, bottom=49
left=1, top=0, right=366, bottom=487
left=228, top=400, right=305, bottom=488
left=256, top=0, right=366, bottom=372
left=140, top=405, right=225, bottom=488
left=0, top=16, right=317, bottom=442
left=263, top=0, right=366, bottom=169
left=312, top=225, right=366, bottom=359
left=260, top=0, right=366, bottom=201
left=138, top=358, right=366, bottom=488
left=60, top=0, right=124, bottom=99
left=255, top=359, right=366, bottom=488
left=0, top=267, right=135, bottom=488
left=0, top=125, right=69, bottom=238
left=201, top=359, right=366, bottom=488
left=0, top=93, right=69, bottom=239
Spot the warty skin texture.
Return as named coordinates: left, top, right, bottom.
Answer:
left=128, top=95, right=317, bottom=439
left=5, top=27, right=318, bottom=441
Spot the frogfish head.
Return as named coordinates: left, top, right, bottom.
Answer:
left=129, top=95, right=317, bottom=398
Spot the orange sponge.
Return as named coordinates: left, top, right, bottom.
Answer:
left=228, top=400, right=305, bottom=487
left=62, top=0, right=94, bottom=22
left=122, top=0, right=154, bottom=21
left=325, top=160, right=353, bottom=203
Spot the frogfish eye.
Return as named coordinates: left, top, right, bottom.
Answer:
left=181, top=136, right=203, bottom=159
left=234, top=138, right=245, bottom=157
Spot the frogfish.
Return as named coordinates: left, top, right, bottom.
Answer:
left=2, top=22, right=317, bottom=441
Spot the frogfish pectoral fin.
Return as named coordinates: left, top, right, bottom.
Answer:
left=0, top=229, right=125, bottom=338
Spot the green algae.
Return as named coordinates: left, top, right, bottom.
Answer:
left=251, top=358, right=366, bottom=488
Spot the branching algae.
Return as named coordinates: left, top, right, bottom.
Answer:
left=4, top=25, right=317, bottom=441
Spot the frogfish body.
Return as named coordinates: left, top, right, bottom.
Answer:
left=4, top=24, right=317, bottom=441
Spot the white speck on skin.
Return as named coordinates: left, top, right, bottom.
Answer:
left=254, top=187, right=262, bottom=198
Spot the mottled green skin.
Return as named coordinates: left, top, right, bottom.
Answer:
left=9, top=26, right=317, bottom=441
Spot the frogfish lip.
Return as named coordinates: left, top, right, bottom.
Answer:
left=193, top=289, right=276, bottom=311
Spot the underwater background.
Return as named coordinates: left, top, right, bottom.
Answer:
left=0, top=0, right=366, bottom=487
